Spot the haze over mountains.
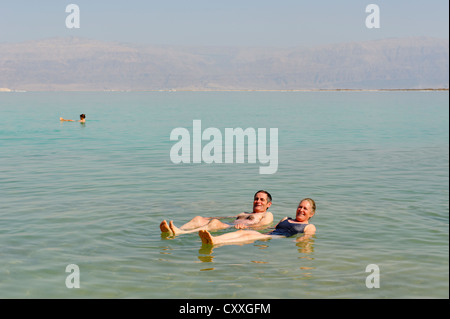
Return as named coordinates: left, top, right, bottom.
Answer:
left=0, top=37, right=448, bottom=91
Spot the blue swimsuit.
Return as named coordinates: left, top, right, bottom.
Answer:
left=269, top=218, right=308, bottom=237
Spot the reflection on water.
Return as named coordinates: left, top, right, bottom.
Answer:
left=296, top=237, right=315, bottom=254
left=195, top=235, right=316, bottom=266
left=160, top=233, right=174, bottom=240
left=198, top=247, right=215, bottom=264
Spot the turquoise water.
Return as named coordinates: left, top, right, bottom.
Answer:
left=0, top=91, right=448, bottom=298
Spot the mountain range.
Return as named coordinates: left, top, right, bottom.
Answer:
left=0, top=37, right=448, bottom=91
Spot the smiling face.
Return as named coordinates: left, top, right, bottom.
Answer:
left=253, top=192, right=272, bottom=213
left=295, top=200, right=315, bottom=223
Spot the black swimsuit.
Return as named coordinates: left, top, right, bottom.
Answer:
left=268, top=218, right=308, bottom=237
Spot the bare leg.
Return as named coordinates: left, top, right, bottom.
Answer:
left=169, top=219, right=230, bottom=235
left=169, top=220, right=189, bottom=235
left=179, top=216, right=211, bottom=230
left=199, top=229, right=272, bottom=245
left=160, top=216, right=209, bottom=235
left=206, top=218, right=230, bottom=231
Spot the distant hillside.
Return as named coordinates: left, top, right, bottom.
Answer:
left=0, top=37, right=448, bottom=91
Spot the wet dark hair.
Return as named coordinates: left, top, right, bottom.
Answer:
left=254, top=190, right=272, bottom=203
left=80, top=114, right=86, bottom=119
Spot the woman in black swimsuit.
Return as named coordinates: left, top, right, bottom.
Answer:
left=199, top=198, right=316, bottom=245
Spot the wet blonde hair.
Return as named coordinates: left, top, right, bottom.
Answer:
left=300, top=198, right=316, bottom=217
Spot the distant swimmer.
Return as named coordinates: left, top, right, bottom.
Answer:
left=60, top=114, right=86, bottom=123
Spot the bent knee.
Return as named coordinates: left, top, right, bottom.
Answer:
left=192, top=216, right=209, bottom=222
left=209, top=218, right=228, bottom=227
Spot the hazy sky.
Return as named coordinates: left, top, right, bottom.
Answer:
left=0, top=0, right=448, bottom=46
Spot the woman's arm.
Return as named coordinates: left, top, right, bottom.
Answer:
left=296, top=224, right=316, bottom=242
left=304, top=224, right=316, bottom=235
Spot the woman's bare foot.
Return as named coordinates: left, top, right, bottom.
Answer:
left=199, top=229, right=271, bottom=246
left=160, top=220, right=173, bottom=235
left=199, top=230, right=214, bottom=245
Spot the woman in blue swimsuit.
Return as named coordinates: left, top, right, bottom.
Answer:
left=199, top=198, right=316, bottom=245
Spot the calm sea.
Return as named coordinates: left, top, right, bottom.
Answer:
left=0, top=91, right=448, bottom=299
